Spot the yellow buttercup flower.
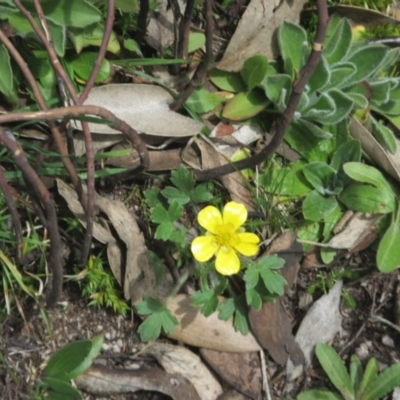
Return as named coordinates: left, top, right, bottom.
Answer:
left=191, top=202, right=260, bottom=275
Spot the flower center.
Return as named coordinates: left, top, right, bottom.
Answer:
left=214, top=223, right=239, bottom=248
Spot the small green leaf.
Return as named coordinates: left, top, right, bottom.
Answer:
left=362, top=362, right=400, bottom=400
left=315, top=344, right=355, bottom=400
left=245, top=288, right=262, bottom=309
left=278, top=21, right=308, bottom=78
left=44, top=336, right=103, bottom=381
left=308, top=55, right=331, bottom=92
left=161, top=187, right=190, bottom=205
left=70, top=52, right=110, bottom=83
left=328, top=63, right=356, bottom=90
left=0, top=44, right=17, bottom=104
left=370, top=80, right=391, bottom=103
left=339, top=185, right=395, bottom=213
left=350, top=355, right=363, bottom=393
left=188, top=32, right=205, bottom=53
left=150, top=204, right=169, bottom=224
left=136, top=296, right=178, bottom=341
left=144, top=187, right=163, bottom=208
left=377, top=220, right=400, bottom=273
left=297, top=120, right=332, bottom=139
left=191, top=290, right=219, bottom=317
left=208, top=68, right=247, bottom=92
left=370, top=117, right=397, bottom=154
left=297, top=389, right=343, bottom=400
left=240, top=55, right=269, bottom=91
left=371, top=99, right=400, bottom=116
left=262, top=74, right=292, bottom=111
left=191, top=184, right=213, bottom=203
left=185, top=88, right=224, bottom=113
left=303, top=191, right=339, bottom=221
left=222, top=91, right=269, bottom=120
left=170, top=165, right=195, bottom=191
left=357, top=357, right=379, bottom=398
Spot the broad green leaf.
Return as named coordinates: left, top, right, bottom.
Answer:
left=370, top=80, right=391, bottom=103
left=69, top=24, right=121, bottom=54
left=123, top=38, right=141, bottom=54
left=297, top=389, right=343, bottom=400
left=323, top=16, right=352, bottom=66
left=44, top=336, right=103, bottom=381
left=185, top=88, right=224, bottom=113
left=315, top=344, right=355, bottom=400
left=370, top=117, right=397, bottom=154
left=343, top=44, right=388, bottom=86
left=344, top=92, right=368, bottom=109
left=371, top=99, right=400, bottom=116
left=222, top=91, right=269, bottom=120
left=41, top=377, right=82, bottom=400
left=303, top=162, right=343, bottom=196
left=115, top=0, right=138, bottom=12
left=278, top=21, right=308, bottom=78
left=377, top=219, right=400, bottom=273
left=297, top=119, right=332, bottom=139
left=327, top=63, right=356, bottom=90
left=308, top=55, right=331, bottom=92
left=262, top=74, right=292, bottom=111
left=70, top=52, right=110, bottom=83
left=357, top=357, right=379, bottom=398
left=343, top=162, right=395, bottom=194
left=323, top=89, right=354, bottom=125
left=339, top=184, right=395, bottom=214
left=349, top=355, right=363, bottom=393
left=0, top=44, right=17, bottom=104
left=322, top=203, right=343, bottom=240
left=298, top=220, right=323, bottom=251
left=303, top=92, right=336, bottom=121
left=303, top=191, right=338, bottom=221
left=330, top=139, right=361, bottom=185
left=208, top=69, right=247, bottom=92
left=362, top=362, right=400, bottom=400
left=241, top=55, right=269, bottom=91
left=188, top=32, right=205, bottom=53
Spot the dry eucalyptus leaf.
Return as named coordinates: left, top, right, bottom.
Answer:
left=142, top=343, right=222, bottom=400
left=218, top=0, right=308, bottom=71
left=349, top=117, right=400, bottom=183
left=56, top=179, right=172, bottom=303
left=200, top=349, right=262, bottom=400
left=74, top=365, right=200, bottom=399
left=286, top=280, right=343, bottom=381
left=327, top=212, right=382, bottom=250
left=72, top=84, right=203, bottom=138
left=167, top=294, right=262, bottom=352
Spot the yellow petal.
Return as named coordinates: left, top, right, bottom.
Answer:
left=198, top=206, right=223, bottom=234
left=234, top=232, right=260, bottom=256
left=191, top=236, right=218, bottom=262
left=215, top=246, right=240, bottom=275
left=222, top=202, right=247, bottom=230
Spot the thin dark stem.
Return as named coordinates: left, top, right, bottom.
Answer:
left=193, top=0, right=329, bottom=181
left=177, top=0, right=196, bottom=60
left=170, top=0, right=214, bottom=111
left=0, top=165, right=23, bottom=262
left=134, top=0, right=149, bottom=45
left=0, top=127, right=62, bottom=307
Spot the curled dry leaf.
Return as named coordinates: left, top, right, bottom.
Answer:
left=74, top=365, right=200, bottom=399
left=56, top=179, right=173, bottom=303
left=286, top=280, right=343, bottom=381
left=142, top=343, right=222, bottom=400
left=72, top=84, right=204, bottom=138
left=167, top=294, right=262, bottom=353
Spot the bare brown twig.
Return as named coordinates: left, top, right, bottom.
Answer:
left=170, top=0, right=214, bottom=111
left=193, top=0, right=329, bottom=181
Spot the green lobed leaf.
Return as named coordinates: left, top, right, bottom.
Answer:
left=185, top=88, right=224, bottom=113
left=191, top=290, right=219, bottom=317
left=154, top=223, right=174, bottom=240
left=208, top=69, right=247, bottom=92
left=278, top=21, right=308, bottom=78
left=260, top=268, right=286, bottom=296
left=222, top=90, right=269, bottom=120
left=44, top=336, right=103, bottom=381
left=377, top=220, right=400, bottom=273
left=315, top=344, right=355, bottom=400
left=303, top=191, right=339, bottom=222
left=303, top=162, right=343, bottom=196
left=339, top=184, right=395, bottom=214
left=161, top=187, right=190, bottom=205
left=362, top=361, right=400, bottom=400
left=240, top=55, right=269, bottom=91
left=323, top=16, right=352, bottom=66
left=191, top=184, right=213, bottom=203
left=150, top=204, right=169, bottom=224
left=245, top=288, right=262, bottom=309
